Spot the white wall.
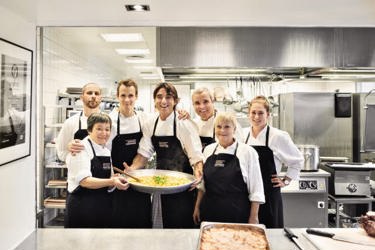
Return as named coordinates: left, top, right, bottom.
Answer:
left=0, top=5, right=36, bottom=250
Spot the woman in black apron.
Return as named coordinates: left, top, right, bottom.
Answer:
left=193, top=113, right=264, bottom=225
left=245, top=96, right=304, bottom=228
left=110, top=80, right=151, bottom=228
left=126, top=82, right=204, bottom=228
left=65, top=113, right=128, bottom=228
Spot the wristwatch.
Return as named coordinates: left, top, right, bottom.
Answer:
left=282, top=178, right=290, bottom=186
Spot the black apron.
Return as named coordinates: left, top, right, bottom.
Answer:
left=245, top=126, right=284, bottom=228
left=151, top=112, right=195, bottom=228
left=199, top=112, right=216, bottom=150
left=0, top=114, right=17, bottom=148
left=111, top=112, right=152, bottom=228
left=65, top=139, right=112, bottom=228
left=73, top=112, right=89, bottom=140
left=200, top=142, right=250, bottom=223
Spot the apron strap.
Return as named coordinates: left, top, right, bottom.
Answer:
left=211, top=110, right=217, bottom=139
left=117, top=111, right=142, bottom=135
left=78, top=111, right=83, bottom=130
left=87, top=139, right=97, bottom=157
left=152, top=112, right=176, bottom=136
left=211, top=141, right=239, bottom=156
left=245, top=125, right=270, bottom=146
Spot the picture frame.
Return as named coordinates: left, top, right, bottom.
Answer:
left=0, top=38, right=33, bottom=166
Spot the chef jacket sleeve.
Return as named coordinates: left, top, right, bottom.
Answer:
left=177, top=119, right=204, bottom=166
left=271, top=130, right=304, bottom=180
left=66, top=142, right=92, bottom=192
left=56, top=116, right=77, bottom=162
left=239, top=144, right=265, bottom=203
left=137, top=115, right=155, bottom=159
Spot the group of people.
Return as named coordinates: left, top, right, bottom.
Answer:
left=56, top=80, right=304, bottom=229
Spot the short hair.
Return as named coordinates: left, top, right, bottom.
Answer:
left=87, top=112, right=112, bottom=132
left=214, top=112, right=237, bottom=130
left=153, top=82, right=179, bottom=105
left=192, top=87, right=214, bottom=102
left=248, top=95, right=271, bottom=113
left=117, top=79, right=138, bottom=96
left=82, top=83, right=102, bottom=95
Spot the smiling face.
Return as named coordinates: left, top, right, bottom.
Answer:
left=214, top=114, right=236, bottom=148
left=117, top=85, right=137, bottom=115
left=248, top=101, right=270, bottom=129
left=192, top=91, right=215, bottom=121
left=81, top=83, right=102, bottom=109
left=154, top=87, right=177, bottom=120
left=89, top=122, right=111, bottom=145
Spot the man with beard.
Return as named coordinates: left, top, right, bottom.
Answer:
left=56, top=83, right=102, bottom=162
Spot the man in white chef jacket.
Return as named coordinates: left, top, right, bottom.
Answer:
left=56, top=83, right=102, bottom=162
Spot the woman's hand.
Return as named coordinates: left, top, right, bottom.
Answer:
left=112, top=176, right=129, bottom=190
left=271, top=174, right=285, bottom=187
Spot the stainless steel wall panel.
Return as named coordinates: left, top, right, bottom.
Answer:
left=158, top=27, right=336, bottom=68
left=278, top=93, right=353, bottom=160
left=342, top=28, right=375, bottom=67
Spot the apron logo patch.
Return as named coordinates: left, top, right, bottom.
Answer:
left=102, top=163, right=111, bottom=170
left=159, top=141, right=169, bottom=148
left=214, top=160, right=225, bottom=167
left=125, top=139, right=136, bottom=146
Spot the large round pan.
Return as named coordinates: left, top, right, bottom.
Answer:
left=124, top=169, right=196, bottom=194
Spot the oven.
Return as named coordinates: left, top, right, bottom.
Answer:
left=281, top=170, right=330, bottom=228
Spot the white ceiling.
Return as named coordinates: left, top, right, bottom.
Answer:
left=1, top=0, right=375, bottom=26
left=2, top=0, right=375, bottom=82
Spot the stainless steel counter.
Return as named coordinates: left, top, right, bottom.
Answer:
left=15, top=228, right=311, bottom=250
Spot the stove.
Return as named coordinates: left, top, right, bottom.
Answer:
left=320, top=163, right=375, bottom=196
left=281, top=170, right=330, bottom=228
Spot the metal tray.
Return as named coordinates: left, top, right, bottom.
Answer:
left=123, top=169, right=196, bottom=194
left=197, top=222, right=271, bottom=250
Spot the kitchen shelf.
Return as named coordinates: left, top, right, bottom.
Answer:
left=45, top=162, right=66, bottom=169
left=46, top=180, right=67, bottom=189
left=44, top=197, right=66, bottom=209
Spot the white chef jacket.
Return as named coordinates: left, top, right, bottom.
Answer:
left=138, top=111, right=204, bottom=167
left=66, top=137, right=112, bottom=193
left=193, top=113, right=245, bottom=143
left=107, top=109, right=149, bottom=151
left=244, top=125, right=303, bottom=180
left=56, top=112, right=88, bottom=162
left=201, top=141, right=265, bottom=203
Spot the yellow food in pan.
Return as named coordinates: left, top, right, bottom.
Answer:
left=128, top=175, right=191, bottom=187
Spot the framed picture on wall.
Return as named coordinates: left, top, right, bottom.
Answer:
left=0, top=38, right=33, bottom=166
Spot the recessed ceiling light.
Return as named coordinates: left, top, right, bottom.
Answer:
left=115, top=48, right=150, bottom=55
left=125, top=58, right=153, bottom=64
left=125, top=4, right=150, bottom=12
left=100, top=33, right=144, bottom=42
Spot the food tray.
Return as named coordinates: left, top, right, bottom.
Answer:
left=124, top=169, right=196, bottom=194
left=197, top=222, right=271, bottom=250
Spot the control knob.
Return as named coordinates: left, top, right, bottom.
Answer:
left=346, top=183, right=357, bottom=193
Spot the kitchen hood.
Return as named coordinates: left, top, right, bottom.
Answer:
left=156, top=27, right=375, bottom=82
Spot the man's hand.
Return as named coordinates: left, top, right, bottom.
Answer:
left=177, top=109, right=191, bottom=120
left=68, top=139, right=85, bottom=156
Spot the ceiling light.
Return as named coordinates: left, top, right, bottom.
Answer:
left=115, top=48, right=150, bottom=55
left=100, top=33, right=144, bottom=42
left=125, top=58, right=153, bottom=64
left=125, top=4, right=150, bottom=12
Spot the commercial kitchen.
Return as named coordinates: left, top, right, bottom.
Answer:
left=1, top=1, right=375, bottom=250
